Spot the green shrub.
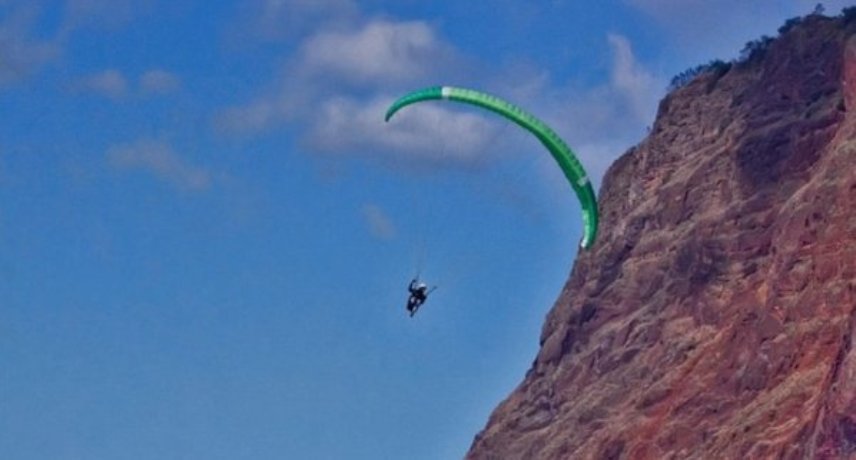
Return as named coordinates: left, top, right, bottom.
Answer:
left=668, top=60, right=731, bottom=91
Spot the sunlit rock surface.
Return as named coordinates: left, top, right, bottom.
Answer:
left=468, top=14, right=856, bottom=460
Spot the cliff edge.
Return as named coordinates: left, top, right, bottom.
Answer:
left=468, top=14, right=856, bottom=460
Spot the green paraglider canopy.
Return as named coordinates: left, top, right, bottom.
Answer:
left=385, top=86, right=599, bottom=249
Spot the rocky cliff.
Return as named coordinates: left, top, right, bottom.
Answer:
left=468, top=14, right=856, bottom=460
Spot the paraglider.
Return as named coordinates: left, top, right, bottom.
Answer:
left=406, top=278, right=435, bottom=317
left=385, top=86, right=599, bottom=249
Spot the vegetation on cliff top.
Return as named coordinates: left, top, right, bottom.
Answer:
left=668, top=4, right=855, bottom=91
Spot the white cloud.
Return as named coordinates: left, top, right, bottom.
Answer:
left=361, top=203, right=396, bottom=240
left=478, top=34, right=662, bottom=186
left=307, top=95, right=499, bottom=168
left=214, top=17, right=466, bottom=166
left=140, top=69, right=181, bottom=94
left=107, top=139, right=212, bottom=191
left=218, top=4, right=667, bottom=184
left=300, top=19, right=451, bottom=86
left=607, top=34, right=659, bottom=122
left=246, top=0, right=359, bottom=42
left=73, top=69, right=128, bottom=99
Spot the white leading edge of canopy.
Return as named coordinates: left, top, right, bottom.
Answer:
left=441, top=86, right=452, bottom=99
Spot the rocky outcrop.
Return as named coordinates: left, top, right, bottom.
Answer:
left=468, top=14, right=856, bottom=460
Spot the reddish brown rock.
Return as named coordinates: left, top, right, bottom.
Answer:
left=468, top=15, right=856, bottom=460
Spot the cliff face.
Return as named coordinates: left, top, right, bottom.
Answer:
left=468, top=15, right=856, bottom=460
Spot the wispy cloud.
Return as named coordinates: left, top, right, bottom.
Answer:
left=72, top=69, right=129, bottom=99
left=239, top=0, right=359, bottom=43
left=71, top=68, right=181, bottom=99
left=107, top=139, right=212, bottom=191
left=308, top=95, right=498, bottom=169
left=478, top=33, right=662, bottom=186
left=0, top=0, right=154, bottom=87
left=218, top=6, right=662, bottom=181
left=361, top=203, right=396, bottom=240
left=607, top=34, right=659, bottom=122
left=299, top=20, right=456, bottom=87
left=0, top=3, right=60, bottom=86
left=214, top=15, right=479, bottom=169
left=140, top=69, right=181, bottom=94
left=214, top=101, right=277, bottom=136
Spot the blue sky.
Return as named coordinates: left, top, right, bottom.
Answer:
left=1, top=1, right=850, bottom=459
